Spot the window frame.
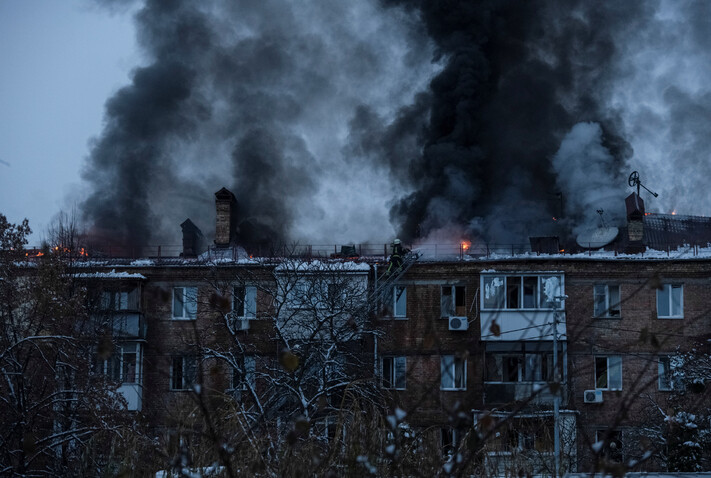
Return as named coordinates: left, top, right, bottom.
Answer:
left=382, top=356, right=407, bottom=390
left=593, top=284, right=621, bottom=318
left=392, top=285, right=407, bottom=318
left=441, top=285, right=466, bottom=318
left=172, top=286, right=198, bottom=320
left=233, top=285, right=257, bottom=319
left=656, top=284, right=683, bottom=319
left=441, top=355, right=467, bottom=391
left=171, top=355, right=197, bottom=391
left=481, top=274, right=563, bottom=310
left=96, top=343, right=141, bottom=385
left=594, top=355, right=622, bottom=391
left=658, top=355, right=682, bottom=391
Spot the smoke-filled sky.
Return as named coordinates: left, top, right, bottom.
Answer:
left=3, top=0, right=711, bottom=248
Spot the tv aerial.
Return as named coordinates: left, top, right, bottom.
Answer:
left=628, top=171, right=658, bottom=197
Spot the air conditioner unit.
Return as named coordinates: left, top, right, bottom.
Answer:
left=584, top=389, right=603, bottom=403
left=234, top=318, right=250, bottom=331
left=448, top=316, right=468, bottom=331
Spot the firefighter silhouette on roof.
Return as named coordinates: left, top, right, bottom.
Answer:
left=386, top=239, right=410, bottom=276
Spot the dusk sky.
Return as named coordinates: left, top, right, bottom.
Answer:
left=0, top=0, right=138, bottom=244
left=3, top=1, right=711, bottom=249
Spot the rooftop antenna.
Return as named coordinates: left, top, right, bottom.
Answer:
left=628, top=171, right=658, bottom=198
left=596, top=209, right=607, bottom=228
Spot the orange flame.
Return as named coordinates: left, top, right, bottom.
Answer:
left=461, top=240, right=471, bottom=251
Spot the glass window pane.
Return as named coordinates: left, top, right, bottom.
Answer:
left=245, top=286, right=257, bottom=318
left=507, top=278, right=520, bottom=309
left=395, top=357, right=407, bottom=389
left=594, top=285, right=606, bottom=317
left=233, top=286, right=245, bottom=316
left=485, top=354, right=503, bottom=381
left=540, top=276, right=561, bottom=308
left=608, top=286, right=620, bottom=316
left=595, top=357, right=608, bottom=389
left=523, top=277, right=538, bottom=308
left=394, top=286, right=407, bottom=316
left=657, top=285, right=670, bottom=317
left=441, top=286, right=454, bottom=317
left=454, top=358, right=465, bottom=388
left=671, top=285, right=682, bottom=317
left=244, top=356, right=255, bottom=389
left=483, top=276, right=505, bottom=309
left=173, top=288, right=184, bottom=318
left=608, top=356, right=622, bottom=390
left=382, top=357, right=393, bottom=388
left=441, top=356, right=454, bottom=389
left=123, top=352, right=137, bottom=383
left=185, top=287, right=198, bottom=319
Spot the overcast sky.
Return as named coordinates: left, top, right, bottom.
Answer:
left=0, top=0, right=138, bottom=244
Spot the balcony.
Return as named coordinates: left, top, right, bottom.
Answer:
left=484, top=382, right=568, bottom=407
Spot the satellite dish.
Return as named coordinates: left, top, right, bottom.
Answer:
left=576, top=226, right=619, bottom=249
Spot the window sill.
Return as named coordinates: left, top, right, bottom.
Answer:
left=595, top=388, right=622, bottom=392
left=441, top=388, right=467, bottom=391
left=170, top=317, right=196, bottom=321
left=379, top=316, right=409, bottom=320
left=593, top=315, right=622, bottom=320
left=383, top=387, right=407, bottom=391
left=656, top=316, right=684, bottom=320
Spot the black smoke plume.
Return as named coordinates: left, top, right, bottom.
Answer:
left=83, top=0, right=711, bottom=250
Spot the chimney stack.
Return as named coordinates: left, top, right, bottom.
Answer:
left=625, top=192, right=645, bottom=252
left=215, top=187, right=239, bottom=246
left=180, top=219, right=203, bottom=257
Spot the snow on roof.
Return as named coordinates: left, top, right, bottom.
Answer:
left=75, top=269, right=146, bottom=280
left=275, top=259, right=370, bottom=272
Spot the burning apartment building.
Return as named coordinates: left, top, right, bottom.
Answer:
left=11, top=183, right=704, bottom=476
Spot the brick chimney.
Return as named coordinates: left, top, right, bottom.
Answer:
left=180, top=218, right=203, bottom=257
left=215, top=187, right=239, bottom=246
left=625, top=192, right=645, bottom=252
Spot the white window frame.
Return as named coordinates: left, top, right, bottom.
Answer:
left=594, top=355, right=622, bottom=390
left=97, top=343, right=141, bottom=384
left=441, top=355, right=466, bottom=390
left=481, top=274, right=563, bottom=310
left=656, top=284, right=683, bottom=319
left=172, top=286, right=198, bottom=320
left=233, top=285, right=257, bottom=319
left=382, top=356, right=407, bottom=390
left=393, top=286, right=407, bottom=318
left=171, top=355, right=197, bottom=391
left=593, top=284, right=620, bottom=318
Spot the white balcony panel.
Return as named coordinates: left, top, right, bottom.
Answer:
left=480, top=310, right=566, bottom=341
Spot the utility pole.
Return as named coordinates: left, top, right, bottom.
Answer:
left=552, top=295, right=567, bottom=478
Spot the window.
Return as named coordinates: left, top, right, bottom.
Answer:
left=233, top=286, right=257, bottom=319
left=484, top=342, right=557, bottom=382
left=595, top=356, right=622, bottom=390
left=441, top=285, right=465, bottom=317
left=232, top=356, right=256, bottom=391
left=482, top=275, right=563, bottom=310
left=657, top=284, right=683, bottom=318
left=96, top=343, right=140, bottom=384
left=441, top=428, right=460, bottom=457
left=383, top=286, right=407, bottom=318
left=595, top=430, right=623, bottom=462
left=441, top=355, right=466, bottom=390
left=171, top=356, right=197, bottom=390
left=172, top=287, right=197, bottom=320
left=594, top=284, right=620, bottom=318
left=658, top=356, right=682, bottom=391
left=382, top=356, right=406, bottom=389
left=101, top=291, right=129, bottom=310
